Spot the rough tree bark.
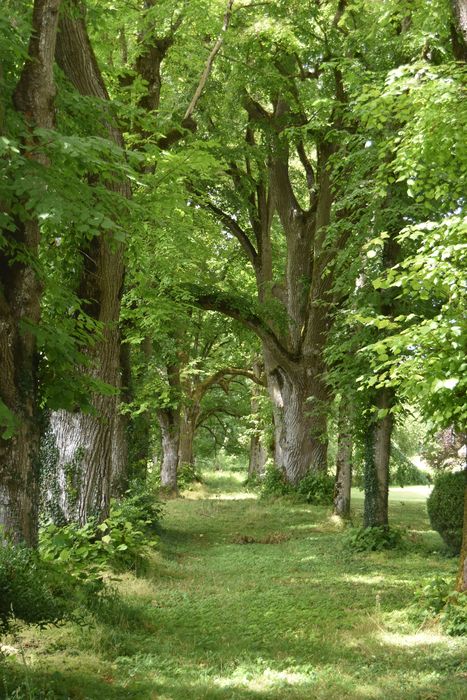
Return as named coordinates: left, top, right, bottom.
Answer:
left=178, top=406, right=197, bottom=470
left=45, top=0, right=130, bottom=525
left=198, top=124, right=337, bottom=484
left=452, top=0, right=467, bottom=60
left=158, top=408, right=181, bottom=494
left=157, top=361, right=182, bottom=494
left=363, top=388, right=394, bottom=528
left=334, top=397, right=353, bottom=519
left=0, top=0, right=62, bottom=544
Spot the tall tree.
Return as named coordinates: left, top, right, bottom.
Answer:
left=0, top=0, right=62, bottom=544
left=46, top=0, right=131, bottom=525
left=189, top=0, right=354, bottom=484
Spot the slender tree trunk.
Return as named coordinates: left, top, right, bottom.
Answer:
left=363, top=388, right=394, bottom=528
left=0, top=0, right=61, bottom=544
left=248, top=434, right=267, bottom=478
left=43, top=1, right=131, bottom=524
left=334, top=398, right=353, bottom=519
left=247, top=362, right=267, bottom=479
left=158, top=409, right=180, bottom=494
left=178, top=406, right=197, bottom=469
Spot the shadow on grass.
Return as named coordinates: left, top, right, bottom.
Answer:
left=3, top=648, right=465, bottom=700
left=0, top=663, right=149, bottom=699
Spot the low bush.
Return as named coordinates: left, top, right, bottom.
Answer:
left=40, top=486, right=163, bottom=582
left=342, top=525, right=405, bottom=552
left=296, top=472, right=334, bottom=505
left=427, top=470, right=465, bottom=554
left=0, top=544, right=75, bottom=631
left=260, top=465, right=292, bottom=498
left=411, top=576, right=467, bottom=636
left=442, top=593, right=467, bottom=636
left=177, top=463, right=203, bottom=491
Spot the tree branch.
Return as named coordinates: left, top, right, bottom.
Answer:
left=205, top=200, right=258, bottom=269
left=196, top=368, right=265, bottom=401
left=183, top=0, right=235, bottom=122
left=187, top=286, right=296, bottom=367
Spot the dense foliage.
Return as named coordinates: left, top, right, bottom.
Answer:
left=0, top=545, right=74, bottom=631
left=0, top=6, right=466, bottom=696
left=427, top=471, right=465, bottom=554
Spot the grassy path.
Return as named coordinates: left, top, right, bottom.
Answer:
left=2, top=472, right=466, bottom=699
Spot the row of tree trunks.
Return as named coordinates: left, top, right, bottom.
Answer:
left=0, top=0, right=62, bottom=544
left=45, top=1, right=130, bottom=525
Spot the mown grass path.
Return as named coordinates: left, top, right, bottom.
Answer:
left=2, top=472, right=466, bottom=699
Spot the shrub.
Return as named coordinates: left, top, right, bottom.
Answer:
left=442, top=593, right=467, bottom=636
left=342, top=525, right=405, bottom=552
left=177, top=463, right=203, bottom=491
left=411, top=576, right=467, bottom=636
left=296, top=472, right=334, bottom=505
left=427, top=470, right=465, bottom=554
left=40, top=487, right=163, bottom=581
left=114, top=484, right=164, bottom=536
left=260, top=465, right=292, bottom=498
left=0, top=544, right=74, bottom=631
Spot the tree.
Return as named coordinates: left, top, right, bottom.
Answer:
left=0, top=0, right=62, bottom=544
left=44, top=0, right=132, bottom=525
left=351, top=1, right=466, bottom=574
left=185, top=0, right=357, bottom=484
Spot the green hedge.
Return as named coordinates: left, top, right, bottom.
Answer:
left=427, top=470, right=465, bottom=554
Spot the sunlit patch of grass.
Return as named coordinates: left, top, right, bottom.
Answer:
left=2, top=470, right=465, bottom=699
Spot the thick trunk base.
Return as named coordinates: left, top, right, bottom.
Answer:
left=264, top=355, right=328, bottom=485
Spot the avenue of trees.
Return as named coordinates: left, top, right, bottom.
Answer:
left=0, top=0, right=466, bottom=592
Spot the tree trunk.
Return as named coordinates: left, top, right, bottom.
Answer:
left=247, top=362, right=267, bottom=479
left=334, top=398, right=353, bottom=519
left=178, top=406, right=197, bottom=469
left=43, top=1, right=131, bottom=524
left=0, top=0, right=61, bottom=545
left=248, top=434, right=267, bottom=478
left=452, top=0, right=467, bottom=60
left=264, top=349, right=328, bottom=484
left=158, top=409, right=180, bottom=494
left=363, top=388, right=394, bottom=528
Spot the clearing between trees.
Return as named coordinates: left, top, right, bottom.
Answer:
left=2, top=470, right=466, bottom=700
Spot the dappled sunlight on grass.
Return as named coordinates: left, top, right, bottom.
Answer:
left=182, top=469, right=258, bottom=501
left=344, top=574, right=386, bottom=585
left=213, top=664, right=314, bottom=692
left=2, top=468, right=465, bottom=700
left=377, top=630, right=455, bottom=648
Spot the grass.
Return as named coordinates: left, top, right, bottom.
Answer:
left=1, top=471, right=466, bottom=699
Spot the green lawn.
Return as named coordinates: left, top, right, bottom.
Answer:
left=1, top=472, right=465, bottom=699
